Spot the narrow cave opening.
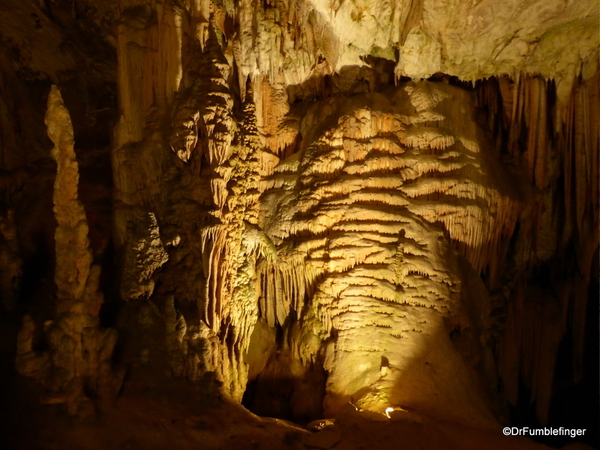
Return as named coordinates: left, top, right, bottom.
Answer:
left=242, top=352, right=327, bottom=426
left=241, top=315, right=327, bottom=425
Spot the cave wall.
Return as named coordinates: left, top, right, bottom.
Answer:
left=0, top=0, right=597, bottom=436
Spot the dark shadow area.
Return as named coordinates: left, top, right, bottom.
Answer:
left=242, top=351, right=326, bottom=425
left=545, top=251, right=599, bottom=449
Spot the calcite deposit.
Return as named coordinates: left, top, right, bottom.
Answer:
left=256, top=81, right=518, bottom=424
left=15, top=86, right=121, bottom=415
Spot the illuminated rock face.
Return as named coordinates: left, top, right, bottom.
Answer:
left=70, top=2, right=595, bottom=425
left=258, top=81, right=515, bottom=423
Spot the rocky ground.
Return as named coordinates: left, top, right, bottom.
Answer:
left=0, top=343, right=574, bottom=450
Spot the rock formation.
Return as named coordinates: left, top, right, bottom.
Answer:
left=15, top=86, right=121, bottom=416
left=256, top=81, right=520, bottom=425
left=0, top=0, right=597, bottom=448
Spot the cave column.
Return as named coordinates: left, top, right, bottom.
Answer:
left=16, top=86, right=121, bottom=415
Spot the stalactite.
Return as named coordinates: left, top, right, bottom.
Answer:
left=478, top=71, right=599, bottom=425
left=172, top=75, right=265, bottom=401
left=112, top=1, right=184, bottom=249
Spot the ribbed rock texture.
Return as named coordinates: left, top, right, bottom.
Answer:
left=0, top=0, right=597, bottom=441
left=257, top=81, right=518, bottom=424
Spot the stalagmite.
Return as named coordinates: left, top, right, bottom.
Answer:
left=15, top=86, right=121, bottom=415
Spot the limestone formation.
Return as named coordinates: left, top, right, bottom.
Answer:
left=15, top=86, right=121, bottom=415
left=256, top=81, right=516, bottom=424
left=120, top=211, right=169, bottom=301
left=101, top=0, right=596, bottom=429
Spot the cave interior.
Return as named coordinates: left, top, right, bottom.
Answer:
left=0, top=0, right=598, bottom=449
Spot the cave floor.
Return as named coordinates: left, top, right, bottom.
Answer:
left=0, top=356, right=557, bottom=450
